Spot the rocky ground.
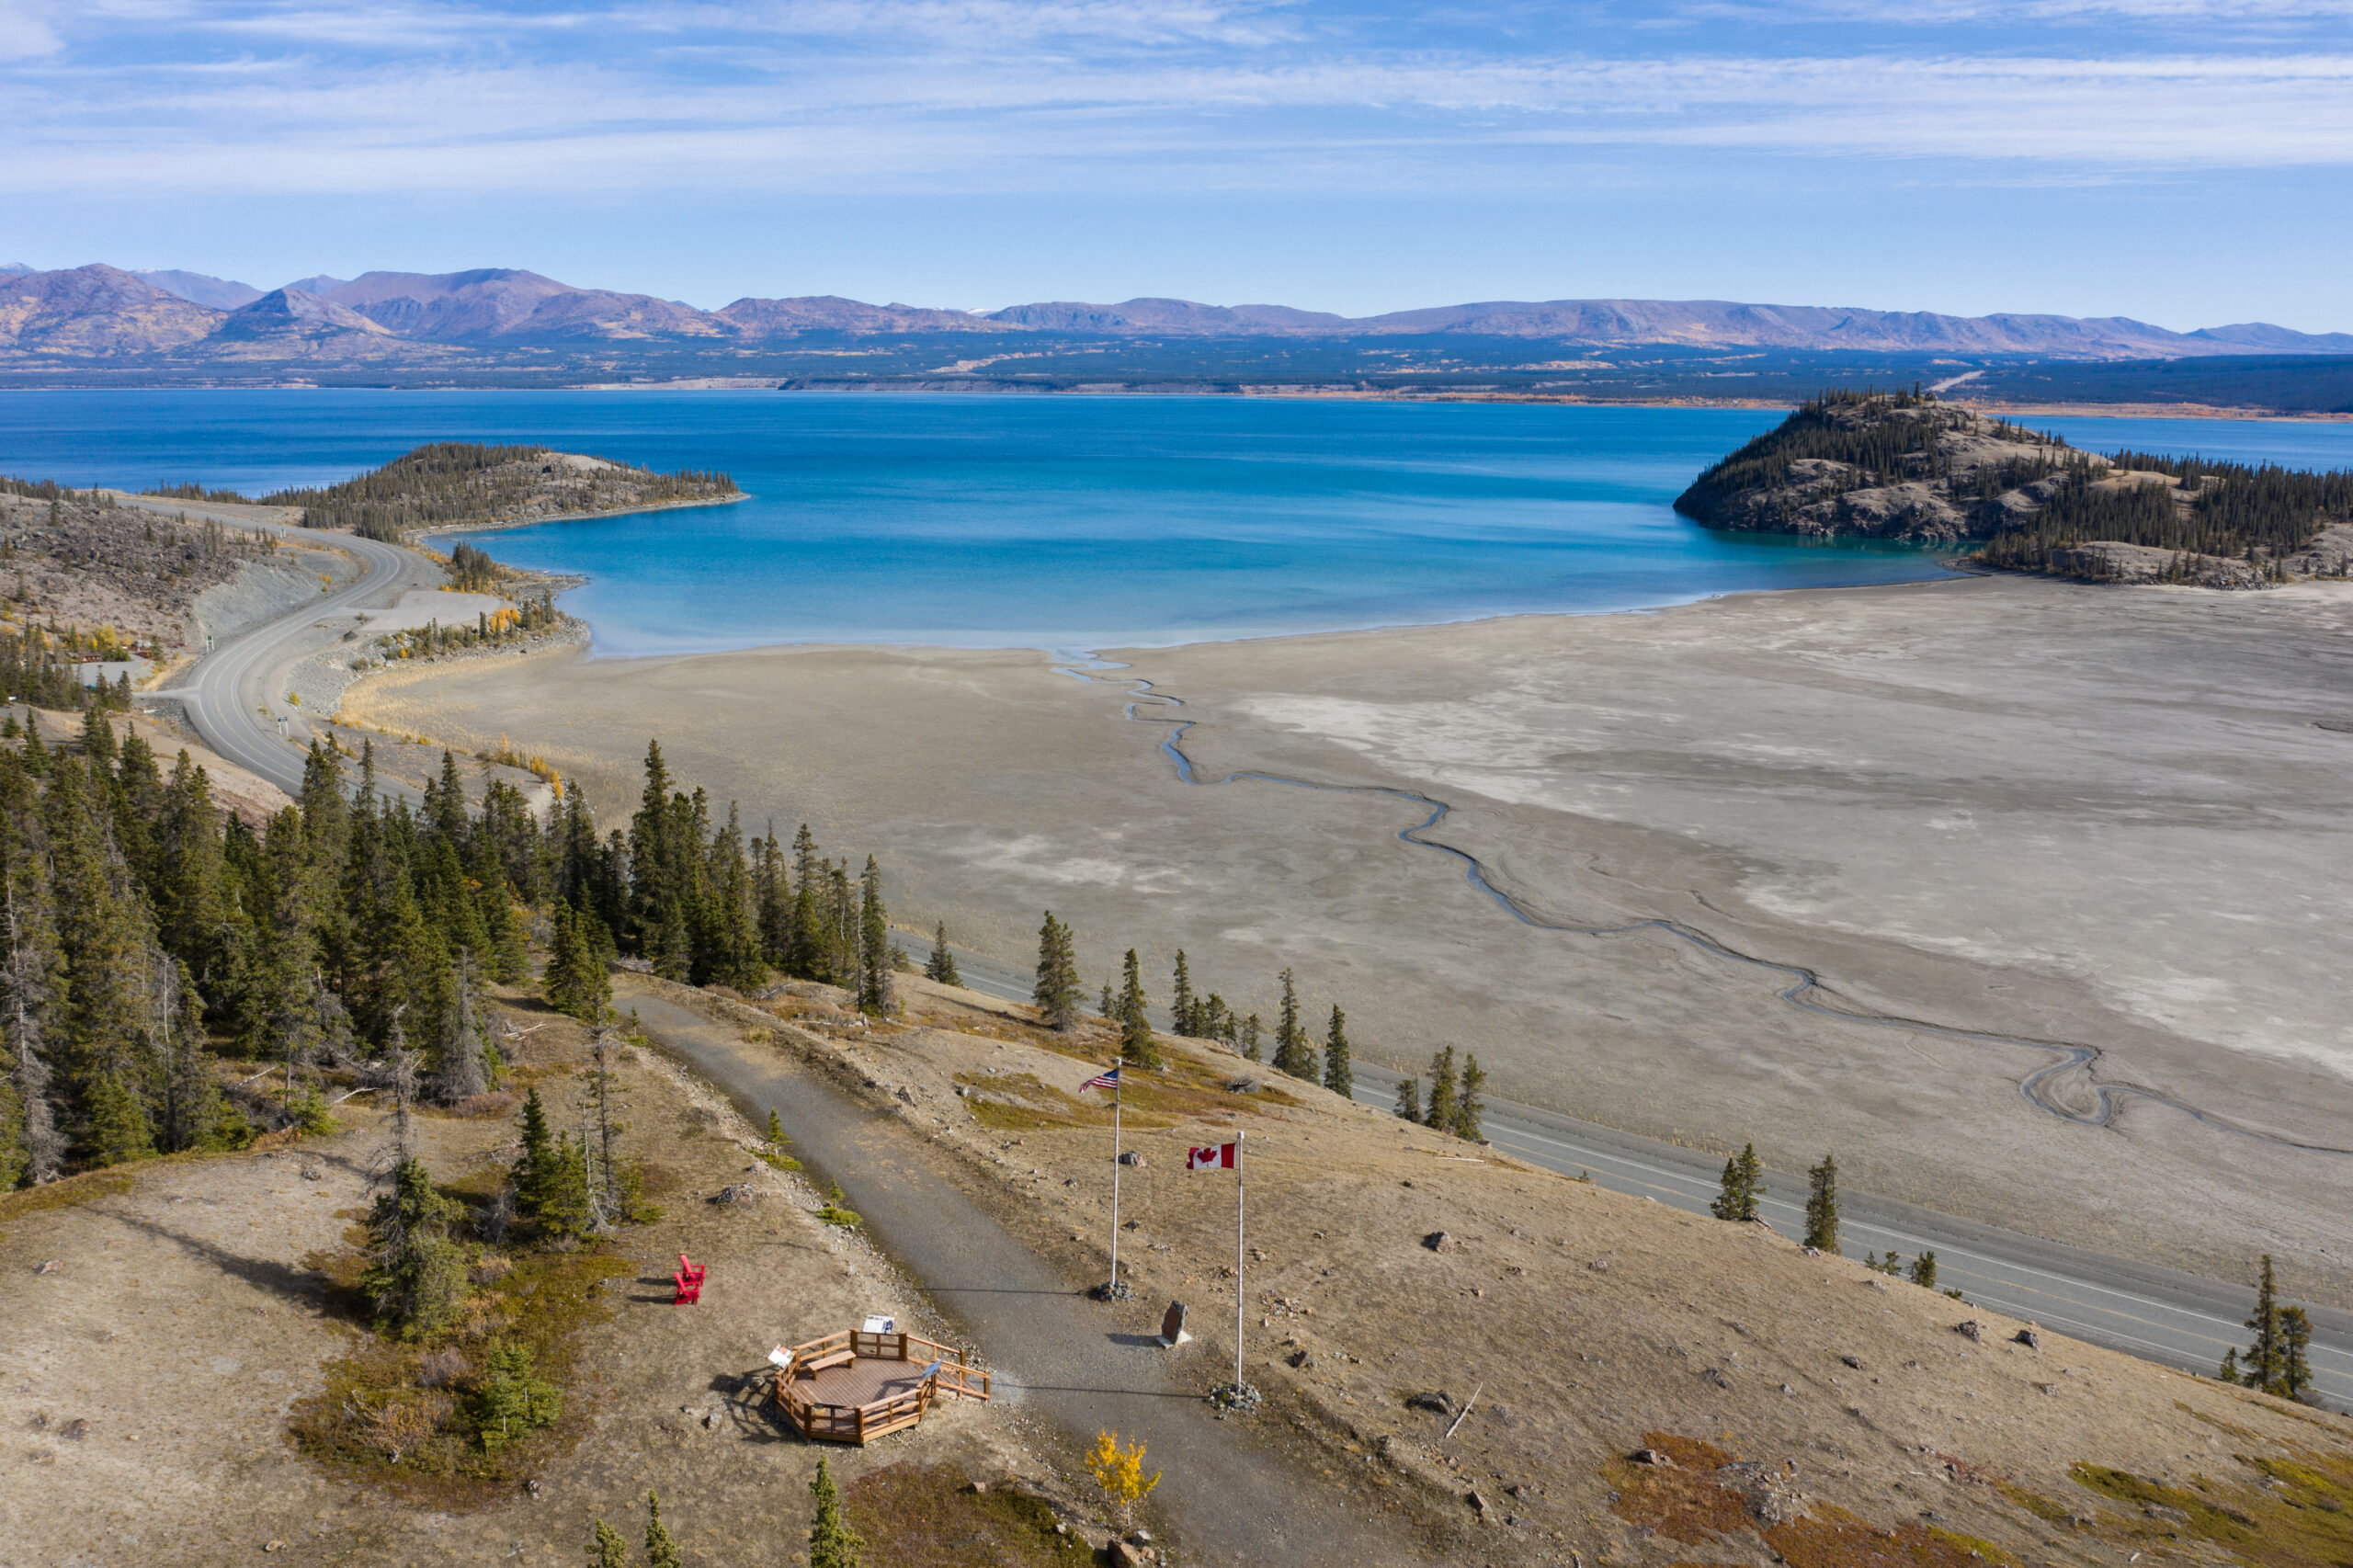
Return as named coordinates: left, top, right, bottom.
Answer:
left=624, top=968, right=2353, bottom=1568
left=1674, top=393, right=2352, bottom=588
left=0, top=488, right=348, bottom=655
left=336, top=574, right=2353, bottom=1312
left=0, top=994, right=1077, bottom=1568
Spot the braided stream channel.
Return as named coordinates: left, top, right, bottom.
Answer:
left=1063, top=665, right=2353, bottom=1159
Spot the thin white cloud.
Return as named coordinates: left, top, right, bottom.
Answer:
left=6, top=0, right=2352, bottom=196
left=0, top=0, right=62, bottom=59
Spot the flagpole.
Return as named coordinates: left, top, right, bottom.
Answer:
left=1233, top=1130, right=1245, bottom=1392
left=1108, top=1066, right=1122, bottom=1296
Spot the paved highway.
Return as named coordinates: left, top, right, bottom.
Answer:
left=120, top=495, right=436, bottom=796
left=131, top=516, right=2349, bottom=1413
left=935, top=940, right=2353, bottom=1410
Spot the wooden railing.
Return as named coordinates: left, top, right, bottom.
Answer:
left=770, top=1327, right=991, bottom=1444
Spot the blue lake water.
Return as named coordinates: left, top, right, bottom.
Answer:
left=3, top=391, right=2347, bottom=655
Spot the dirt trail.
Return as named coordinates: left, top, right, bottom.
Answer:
left=617, top=982, right=1429, bottom=1568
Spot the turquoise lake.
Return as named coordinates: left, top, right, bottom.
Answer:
left=3, top=391, right=2347, bottom=655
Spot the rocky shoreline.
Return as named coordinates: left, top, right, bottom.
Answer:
left=1677, top=390, right=2353, bottom=588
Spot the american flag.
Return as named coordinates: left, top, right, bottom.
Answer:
left=1083, top=1064, right=1120, bottom=1092
left=1188, top=1142, right=1238, bottom=1170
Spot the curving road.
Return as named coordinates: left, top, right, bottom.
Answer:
left=121, top=496, right=438, bottom=797
left=937, top=908, right=2353, bottom=1412
left=115, top=508, right=2349, bottom=1410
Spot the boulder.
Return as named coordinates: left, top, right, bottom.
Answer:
left=1630, top=1447, right=1674, bottom=1466
left=2014, top=1328, right=2041, bottom=1349
left=1406, top=1391, right=1455, bottom=1415
left=1954, top=1320, right=1985, bottom=1343
left=1118, top=1150, right=1144, bottom=1167
left=1423, top=1231, right=1458, bottom=1252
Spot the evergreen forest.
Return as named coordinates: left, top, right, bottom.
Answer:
left=0, top=722, right=893, bottom=1188
left=254, top=443, right=739, bottom=541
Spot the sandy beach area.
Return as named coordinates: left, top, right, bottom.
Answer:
left=341, top=574, right=2353, bottom=1303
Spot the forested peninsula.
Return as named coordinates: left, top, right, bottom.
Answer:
left=1676, top=389, right=2353, bottom=585
left=160, top=441, right=739, bottom=541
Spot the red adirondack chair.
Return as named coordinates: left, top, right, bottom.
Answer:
left=673, top=1254, right=705, bottom=1305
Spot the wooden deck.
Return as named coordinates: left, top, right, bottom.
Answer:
left=771, top=1329, right=991, bottom=1445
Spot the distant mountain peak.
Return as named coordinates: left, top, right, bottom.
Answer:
left=134, top=268, right=266, bottom=312
left=1, top=263, right=2347, bottom=368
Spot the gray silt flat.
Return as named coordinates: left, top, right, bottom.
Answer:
left=620, top=987, right=1428, bottom=1567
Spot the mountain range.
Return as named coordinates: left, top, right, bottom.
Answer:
left=4, top=263, right=2348, bottom=365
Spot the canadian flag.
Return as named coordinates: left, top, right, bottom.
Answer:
left=1188, top=1142, right=1238, bottom=1170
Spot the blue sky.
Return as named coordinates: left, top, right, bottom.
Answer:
left=4, top=0, right=2350, bottom=328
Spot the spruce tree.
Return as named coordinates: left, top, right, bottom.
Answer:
left=545, top=905, right=610, bottom=1024
left=1116, top=949, right=1157, bottom=1067
left=1392, top=1074, right=1420, bottom=1122
left=434, top=949, right=490, bottom=1104
left=477, top=860, right=530, bottom=985
left=645, top=1488, right=684, bottom=1568
left=1239, top=1013, right=1261, bottom=1062
left=153, top=954, right=220, bottom=1153
left=786, top=824, right=827, bottom=981
left=1711, top=1142, right=1763, bottom=1221
left=1170, top=951, right=1197, bottom=1036
left=360, top=1156, right=466, bottom=1338
left=1451, top=1053, right=1485, bottom=1142
left=1423, top=1046, right=1458, bottom=1132
left=808, top=1456, right=864, bottom=1568
left=1, top=858, right=65, bottom=1186
left=1031, top=912, right=1080, bottom=1030
left=1322, top=1006, right=1352, bottom=1099
left=1908, top=1250, right=1938, bottom=1291
left=1803, top=1153, right=1840, bottom=1254
left=0, top=1046, right=23, bottom=1188
left=1202, top=992, right=1229, bottom=1044
left=589, top=1519, right=631, bottom=1568
left=856, top=856, right=891, bottom=1015
left=513, top=1087, right=556, bottom=1221
left=473, top=1338, right=562, bottom=1451
left=924, top=922, right=961, bottom=986
left=537, top=1132, right=597, bottom=1240
left=2281, top=1307, right=2315, bottom=1403
left=2224, top=1254, right=2313, bottom=1397
left=1270, top=969, right=1315, bottom=1079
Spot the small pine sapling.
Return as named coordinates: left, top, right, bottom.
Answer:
left=645, top=1489, right=683, bottom=1568
left=808, top=1455, right=864, bottom=1568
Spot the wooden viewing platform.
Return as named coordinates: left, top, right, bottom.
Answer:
left=770, top=1329, right=992, bottom=1445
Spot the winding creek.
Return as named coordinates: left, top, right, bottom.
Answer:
left=1065, top=665, right=2353, bottom=1159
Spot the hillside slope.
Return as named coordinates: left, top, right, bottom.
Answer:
left=653, top=968, right=2353, bottom=1568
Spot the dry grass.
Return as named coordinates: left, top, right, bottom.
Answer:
left=842, top=1462, right=1097, bottom=1568
left=0, top=1168, right=136, bottom=1235
left=669, top=970, right=2353, bottom=1568
left=287, top=1244, right=633, bottom=1506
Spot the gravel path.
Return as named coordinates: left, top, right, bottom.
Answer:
left=618, top=982, right=1431, bottom=1568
